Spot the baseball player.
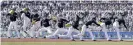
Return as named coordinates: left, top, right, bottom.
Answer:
left=29, top=12, right=41, bottom=38
left=35, top=16, right=52, bottom=38
left=46, top=14, right=68, bottom=38
left=7, top=9, right=20, bottom=38
left=20, top=8, right=31, bottom=38
left=100, top=18, right=111, bottom=41
left=113, top=17, right=123, bottom=41
left=101, top=12, right=114, bottom=27
left=59, top=15, right=81, bottom=41
left=80, top=17, right=100, bottom=41
left=117, top=14, right=127, bottom=41
left=98, top=13, right=114, bottom=41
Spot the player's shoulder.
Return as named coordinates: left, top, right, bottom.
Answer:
left=14, top=12, right=17, bottom=15
left=7, top=13, right=11, bottom=15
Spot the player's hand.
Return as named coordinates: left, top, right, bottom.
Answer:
left=32, top=20, right=36, bottom=24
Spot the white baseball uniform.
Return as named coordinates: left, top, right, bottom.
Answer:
left=21, top=13, right=31, bottom=37
left=58, top=26, right=80, bottom=39
left=7, top=21, right=20, bottom=38
left=80, top=25, right=96, bottom=40
left=46, top=18, right=68, bottom=38
left=113, top=21, right=122, bottom=40
left=29, top=21, right=41, bottom=38
left=7, top=12, right=20, bottom=38
left=46, top=27, right=68, bottom=38
left=36, top=26, right=52, bottom=37
left=100, top=22, right=110, bottom=40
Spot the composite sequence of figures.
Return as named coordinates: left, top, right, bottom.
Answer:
left=1, top=0, right=133, bottom=42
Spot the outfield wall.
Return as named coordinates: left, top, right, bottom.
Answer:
left=1, top=31, right=133, bottom=40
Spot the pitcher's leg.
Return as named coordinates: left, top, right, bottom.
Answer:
left=89, top=29, right=95, bottom=41
left=30, top=30, right=35, bottom=38
left=22, top=25, right=28, bottom=38
left=14, top=23, right=20, bottom=38
left=22, top=21, right=30, bottom=38
left=46, top=28, right=60, bottom=38
left=103, top=28, right=111, bottom=41
left=58, top=28, right=70, bottom=39
left=36, top=27, right=47, bottom=38
left=80, top=25, right=86, bottom=40
left=29, top=25, right=36, bottom=38
left=20, top=30, right=27, bottom=38
left=116, top=28, right=122, bottom=41
left=7, top=29, right=12, bottom=38
left=47, top=27, right=52, bottom=34
left=16, top=30, right=20, bottom=38
left=73, top=29, right=81, bottom=39
left=7, top=22, right=13, bottom=38
left=104, top=30, right=110, bottom=40
left=67, top=27, right=74, bottom=40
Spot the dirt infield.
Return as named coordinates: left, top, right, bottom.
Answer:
left=1, top=38, right=133, bottom=42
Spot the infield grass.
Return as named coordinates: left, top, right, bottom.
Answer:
left=1, top=42, right=133, bottom=45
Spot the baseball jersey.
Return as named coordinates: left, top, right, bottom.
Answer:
left=85, top=20, right=100, bottom=26
left=41, top=19, right=50, bottom=27
left=20, top=11, right=31, bottom=19
left=72, top=15, right=80, bottom=30
left=7, top=12, right=17, bottom=22
left=100, top=18, right=112, bottom=26
left=31, top=13, right=40, bottom=22
left=58, top=18, right=68, bottom=28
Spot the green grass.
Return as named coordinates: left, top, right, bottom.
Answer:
left=1, top=42, right=133, bottom=45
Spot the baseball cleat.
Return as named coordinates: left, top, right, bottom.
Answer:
left=80, top=40, right=84, bottom=41
left=31, top=37, right=33, bottom=38
left=17, top=38, right=20, bottom=39
left=93, top=40, right=96, bottom=41
left=43, top=36, right=46, bottom=38
left=57, top=37, right=60, bottom=39
left=8, top=37, right=11, bottom=38
left=107, top=40, right=112, bottom=41
left=35, top=37, right=38, bottom=38
left=120, top=40, right=123, bottom=41
left=71, top=39, right=75, bottom=41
